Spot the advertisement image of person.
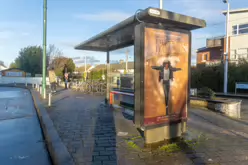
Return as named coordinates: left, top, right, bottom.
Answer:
left=152, top=61, right=181, bottom=115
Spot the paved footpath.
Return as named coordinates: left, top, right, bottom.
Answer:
left=0, top=87, right=51, bottom=165
left=42, top=89, right=248, bottom=165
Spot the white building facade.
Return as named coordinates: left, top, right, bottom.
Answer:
left=223, top=8, right=248, bottom=63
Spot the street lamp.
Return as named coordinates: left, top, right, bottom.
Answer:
left=159, top=0, right=163, bottom=9
left=223, top=0, right=230, bottom=94
left=42, top=0, right=47, bottom=98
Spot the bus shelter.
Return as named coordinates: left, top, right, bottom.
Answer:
left=75, top=7, right=206, bottom=145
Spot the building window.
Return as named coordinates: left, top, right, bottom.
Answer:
left=239, top=24, right=248, bottom=34
left=230, top=50, right=237, bottom=60
left=232, top=25, right=238, bottom=35
left=202, top=54, right=208, bottom=61
left=232, top=23, right=248, bottom=35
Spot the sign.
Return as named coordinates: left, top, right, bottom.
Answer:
left=236, top=83, right=248, bottom=89
left=120, top=74, right=134, bottom=89
left=143, top=27, right=189, bottom=126
left=190, top=88, right=197, bottom=96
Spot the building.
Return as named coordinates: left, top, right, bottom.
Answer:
left=196, top=8, right=248, bottom=66
left=0, top=68, right=30, bottom=77
left=223, top=8, right=248, bottom=64
left=196, top=36, right=224, bottom=66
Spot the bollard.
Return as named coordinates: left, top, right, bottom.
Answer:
left=40, top=86, right=42, bottom=95
left=48, top=93, right=51, bottom=107
left=43, top=89, right=46, bottom=99
left=32, top=83, right=34, bottom=88
left=25, top=82, right=27, bottom=87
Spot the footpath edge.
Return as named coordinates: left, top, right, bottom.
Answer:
left=30, top=89, right=75, bottom=165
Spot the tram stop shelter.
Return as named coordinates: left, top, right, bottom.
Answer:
left=75, top=7, right=206, bottom=146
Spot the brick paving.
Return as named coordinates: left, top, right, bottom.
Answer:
left=41, top=89, right=248, bottom=165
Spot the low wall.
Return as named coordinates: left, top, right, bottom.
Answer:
left=0, top=77, right=50, bottom=85
left=110, top=90, right=134, bottom=109
left=190, top=97, right=241, bottom=118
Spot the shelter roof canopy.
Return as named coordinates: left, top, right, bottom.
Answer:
left=75, top=7, right=206, bottom=52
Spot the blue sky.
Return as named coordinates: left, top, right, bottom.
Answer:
left=0, top=0, right=247, bottom=67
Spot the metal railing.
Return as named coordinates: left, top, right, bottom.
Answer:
left=70, top=80, right=107, bottom=95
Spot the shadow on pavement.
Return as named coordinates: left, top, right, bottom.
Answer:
left=91, top=104, right=117, bottom=164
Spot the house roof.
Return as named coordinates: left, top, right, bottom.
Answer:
left=196, top=47, right=208, bottom=52
left=223, top=8, right=248, bottom=15
left=75, top=7, right=206, bottom=52
left=1, top=68, right=23, bottom=72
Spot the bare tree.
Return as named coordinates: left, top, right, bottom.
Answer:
left=47, top=44, right=63, bottom=67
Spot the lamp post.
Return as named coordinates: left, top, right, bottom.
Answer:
left=159, top=0, right=163, bottom=9
left=223, top=0, right=230, bottom=94
left=84, top=55, right=87, bottom=81
left=42, top=0, right=47, bottom=97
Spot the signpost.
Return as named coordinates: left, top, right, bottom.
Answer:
left=42, top=0, right=47, bottom=98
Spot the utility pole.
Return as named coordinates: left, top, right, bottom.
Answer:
left=159, top=0, right=163, bottom=9
left=42, top=0, right=47, bottom=97
left=223, top=0, right=230, bottom=94
left=83, top=55, right=87, bottom=81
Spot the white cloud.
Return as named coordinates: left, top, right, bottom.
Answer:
left=74, top=11, right=131, bottom=22
left=0, top=30, right=14, bottom=39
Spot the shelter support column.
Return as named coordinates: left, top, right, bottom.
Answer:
left=106, top=51, right=110, bottom=103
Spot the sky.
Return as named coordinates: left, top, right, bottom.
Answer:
left=0, top=0, right=247, bottom=67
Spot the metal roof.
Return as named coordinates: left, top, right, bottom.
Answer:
left=75, top=7, right=206, bottom=52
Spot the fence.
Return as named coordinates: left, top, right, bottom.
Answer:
left=70, top=80, right=106, bottom=95
left=0, top=77, right=50, bottom=85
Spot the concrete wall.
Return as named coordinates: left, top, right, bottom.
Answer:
left=0, top=77, right=50, bottom=85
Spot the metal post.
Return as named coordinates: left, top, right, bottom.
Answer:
left=48, top=93, right=51, bottom=107
left=125, top=49, right=129, bottom=74
left=159, top=0, right=163, bottom=9
left=224, top=2, right=230, bottom=94
left=42, top=0, right=47, bottom=96
left=235, top=83, right=237, bottom=94
left=43, top=89, right=46, bottom=99
left=85, top=55, right=87, bottom=81
left=106, top=51, right=110, bottom=103
left=40, top=86, right=42, bottom=95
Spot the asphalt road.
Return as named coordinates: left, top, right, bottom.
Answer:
left=0, top=87, right=51, bottom=165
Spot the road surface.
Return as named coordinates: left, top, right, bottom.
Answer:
left=0, top=87, right=51, bottom=165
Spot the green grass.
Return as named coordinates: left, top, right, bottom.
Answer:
left=126, top=140, right=140, bottom=150
left=129, top=135, right=142, bottom=141
left=159, top=143, right=181, bottom=153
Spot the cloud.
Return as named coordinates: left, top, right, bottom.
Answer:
left=74, top=11, right=131, bottom=22
left=0, top=30, right=14, bottom=39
